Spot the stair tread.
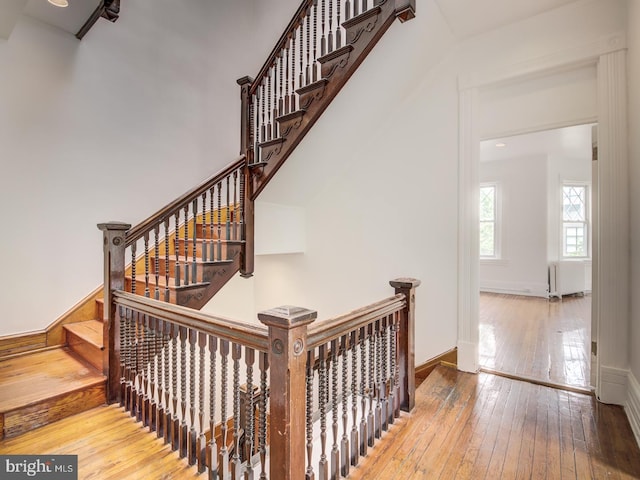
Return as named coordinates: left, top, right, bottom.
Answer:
left=0, top=347, right=105, bottom=413
left=126, top=274, right=209, bottom=289
left=64, top=320, right=103, bottom=349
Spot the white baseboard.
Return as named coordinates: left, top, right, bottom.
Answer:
left=627, top=371, right=640, bottom=449
left=598, top=365, right=628, bottom=405
left=479, top=281, right=549, bottom=298
left=457, top=340, right=478, bottom=373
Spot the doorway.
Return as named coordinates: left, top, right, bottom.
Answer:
left=477, top=125, right=594, bottom=390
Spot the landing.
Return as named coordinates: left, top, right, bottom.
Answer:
left=348, top=366, right=640, bottom=479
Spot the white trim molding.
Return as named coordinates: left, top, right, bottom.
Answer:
left=598, top=365, right=628, bottom=405
left=458, top=34, right=629, bottom=402
left=627, top=371, right=640, bottom=448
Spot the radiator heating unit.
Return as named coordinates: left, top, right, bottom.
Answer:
left=548, top=261, right=587, bottom=299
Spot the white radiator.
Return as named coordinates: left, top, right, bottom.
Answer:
left=548, top=261, right=587, bottom=298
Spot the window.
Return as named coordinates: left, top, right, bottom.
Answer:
left=562, top=184, right=589, bottom=257
left=480, top=184, right=497, bottom=257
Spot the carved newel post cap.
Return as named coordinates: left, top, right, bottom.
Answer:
left=258, top=305, right=317, bottom=329
left=390, top=278, right=421, bottom=289
left=97, top=221, right=131, bottom=232
left=237, top=75, right=254, bottom=86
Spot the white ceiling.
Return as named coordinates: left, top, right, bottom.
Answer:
left=0, top=0, right=101, bottom=40
left=480, top=124, right=596, bottom=163
left=434, top=0, right=579, bottom=38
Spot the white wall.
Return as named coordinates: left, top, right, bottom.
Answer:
left=628, top=0, right=640, bottom=395
left=479, top=155, right=548, bottom=297
left=0, top=0, right=259, bottom=335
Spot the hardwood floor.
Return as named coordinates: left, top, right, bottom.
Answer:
left=479, top=292, right=591, bottom=389
left=0, top=404, right=199, bottom=479
left=2, top=366, right=638, bottom=479
left=349, top=366, right=640, bottom=480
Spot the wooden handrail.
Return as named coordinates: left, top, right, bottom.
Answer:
left=125, top=155, right=246, bottom=246
left=248, top=0, right=314, bottom=97
left=113, top=290, right=268, bottom=352
left=307, top=294, right=405, bottom=349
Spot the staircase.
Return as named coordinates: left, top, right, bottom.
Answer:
left=0, top=0, right=416, bottom=466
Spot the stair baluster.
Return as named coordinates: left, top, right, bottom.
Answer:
left=381, top=316, right=389, bottom=432
left=244, top=348, right=256, bottom=480
left=374, top=323, right=381, bottom=439
left=217, top=182, right=222, bottom=262
left=183, top=206, right=190, bottom=286
left=170, top=324, right=180, bottom=451
left=358, top=326, right=367, bottom=457
left=220, top=339, right=230, bottom=475
left=191, top=199, right=198, bottom=283
left=318, top=344, right=328, bottom=480
left=208, top=335, right=219, bottom=480
left=154, top=225, right=160, bottom=300
left=197, top=332, right=207, bottom=472
left=305, top=350, right=315, bottom=480
left=330, top=339, right=339, bottom=480
left=340, top=336, right=349, bottom=477
left=231, top=343, right=242, bottom=479
left=257, top=352, right=268, bottom=479
left=366, top=324, right=374, bottom=447
left=350, top=330, right=359, bottom=466
left=209, top=186, right=215, bottom=262
left=144, top=233, right=150, bottom=298
left=187, top=329, right=197, bottom=464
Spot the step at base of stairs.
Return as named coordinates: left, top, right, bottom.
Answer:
left=64, top=320, right=104, bottom=371
left=0, top=347, right=106, bottom=440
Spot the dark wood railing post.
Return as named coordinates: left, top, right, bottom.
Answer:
left=98, top=221, right=131, bottom=403
left=237, top=76, right=255, bottom=278
left=395, top=0, right=416, bottom=22
left=389, top=277, right=420, bottom=412
left=258, top=305, right=317, bottom=480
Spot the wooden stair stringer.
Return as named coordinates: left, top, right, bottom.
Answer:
left=250, top=0, right=401, bottom=199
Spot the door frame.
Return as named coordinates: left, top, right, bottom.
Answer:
left=457, top=33, right=629, bottom=404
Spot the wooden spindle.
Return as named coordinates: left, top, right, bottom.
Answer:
left=359, top=327, right=367, bottom=457
left=267, top=72, right=273, bottom=141
left=350, top=330, right=359, bottom=466
left=226, top=176, right=231, bottom=246
left=191, top=199, right=198, bottom=283
left=154, top=225, right=160, bottom=300
left=231, top=343, right=242, bottom=479
left=290, top=33, right=297, bottom=111
left=158, top=321, right=168, bottom=440
left=258, top=352, right=268, bottom=480
left=320, top=0, right=327, bottom=55
left=381, top=317, right=389, bottom=431
left=146, top=318, right=157, bottom=431
left=171, top=324, right=180, bottom=451
left=174, top=212, right=181, bottom=287
left=306, top=350, right=315, bottom=480
left=284, top=45, right=290, bottom=115
left=367, top=324, right=374, bottom=447
left=197, top=332, right=207, bottom=473
left=202, top=192, right=209, bottom=262
left=374, top=324, right=382, bottom=439
left=299, top=20, right=304, bottom=90
left=328, top=0, right=334, bottom=53
left=238, top=169, right=245, bottom=243
left=220, top=339, right=230, bottom=476
left=336, top=0, right=342, bottom=49
left=233, top=170, right=238, bottom=241
left=209, top=187, right=215, bottom=262
left=188, top=329, right=198, bottom=465
left=340, top=336, right=349, bottom=477
left=346, top=0, right=352, bottom=20
left=318, top=344, right=328, bottom=480
left=244, top=348, right=256, bottom=479
left=278, top=54, right=284, bottom=122
left=119, top=306, right=129, bottom=409
left=305, top=8, right=311, bottom=84
left=217, top=182, right=222, bottom=262
left=144, top=233, right=150, bottom=298
left=163, top=321, right=173, bottom=445
left=208, top=335, right=219, bottom=480
left=179, top=326, right=188, bottom=458
left=313, top=0, right=319, bottom=81
left=130, top=243, right=137, bottom=295
left=330, top=339, right=339, bottom=480
left=361, top=0, right=367, bottom=13
left=164, top=218, right=170, bottom=302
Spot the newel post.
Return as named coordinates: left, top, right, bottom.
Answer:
left=395, top=0, right=416, bottom=22
left=237, top=75, right=255, bottom=277
left=258, top=305, right=317, bottom=480
left=390, top=277, right=420, bottom=412
left=97, top=221, right=131, bottom=403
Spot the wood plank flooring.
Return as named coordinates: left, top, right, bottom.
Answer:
left=479, top=292, right=591, bottom=389
left=2, top=366, right=638, bottom=479
left=0, top=404, right=199, bottom=480
left=349, top=366, right=640, bottom=480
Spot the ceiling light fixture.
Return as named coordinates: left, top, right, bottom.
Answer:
left=495, top=142, right=506, bottom=148
left=48, top=0, right=69, bottom=7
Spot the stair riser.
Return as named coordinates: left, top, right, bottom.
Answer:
left=1, top=384, right=105, bottom=440
left=195, top=223, right=240, bottom=240
left=176, top=240, right=236, bottom=260
left=66, top=330, right=103, bottom=372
